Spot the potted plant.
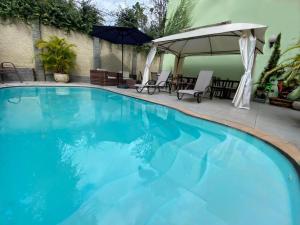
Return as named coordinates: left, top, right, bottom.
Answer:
left=36, top=36, right=76, bottom=83
left=254, top=82, right=273, bottom=103
left=255, top=34, right=283, bottom=102
left=264, top=41, right=300, bottom=108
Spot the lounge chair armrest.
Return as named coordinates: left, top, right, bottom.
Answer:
left=185, top=83, right=194, bottom=89
left=192, top=91, right=205, bottom=96
left=1, top=62, right=17, bottom=69
left=157, top=80, right=167, bottom=86
left=146, top=80, right=156, bottom=85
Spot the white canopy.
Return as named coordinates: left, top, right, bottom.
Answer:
left=152, top=22, right=267, bottom=57
left=145, top=22, right=267, bottom=109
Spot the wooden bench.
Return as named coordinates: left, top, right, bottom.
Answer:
left=90, top=69, right=119, bottom=86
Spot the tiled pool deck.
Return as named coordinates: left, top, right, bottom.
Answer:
left=1, top=82, right=300, bottom=165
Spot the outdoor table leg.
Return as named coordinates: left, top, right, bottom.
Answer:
left=210, top=87, right=214, bottom=99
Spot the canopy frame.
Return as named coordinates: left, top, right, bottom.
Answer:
left=152, top=22, right=267, bottom=58
left=156, top=33, right=264, bottom=57
left=146, top=22, right=268, bottom=109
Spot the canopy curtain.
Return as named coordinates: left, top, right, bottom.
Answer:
left=232, top=33, right=256, bottom=109
left=142, top=46, right=157, bottom=85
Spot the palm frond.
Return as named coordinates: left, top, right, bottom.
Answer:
left=36, top=36, right=76, bottom=74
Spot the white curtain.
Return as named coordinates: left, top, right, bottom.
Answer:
left=232, top=33, right=256, bottom=110
left=142, top=46, right=157, bottom=85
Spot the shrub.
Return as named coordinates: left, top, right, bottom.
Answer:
left=0, top=0, right=103, bottom=34
left=36, top=36, right=77, bottom=74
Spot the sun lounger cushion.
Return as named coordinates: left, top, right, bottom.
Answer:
left=177, top=90, right=202, bottom=95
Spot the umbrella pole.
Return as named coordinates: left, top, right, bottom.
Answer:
left=122, top=43, right=124, bottom=78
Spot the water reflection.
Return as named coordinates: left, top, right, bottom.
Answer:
left=0, top=87, right=299, bottom=225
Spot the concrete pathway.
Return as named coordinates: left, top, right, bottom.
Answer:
left=104, top=86, right=300, bottom=149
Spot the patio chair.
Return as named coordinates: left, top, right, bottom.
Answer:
left=177, top=70, right=213, bottom=103
left=209, top=78, right=240, bottom=99
left=135, top=70, right=171, bottom=95
left=0, top=62, right=23, bottom=83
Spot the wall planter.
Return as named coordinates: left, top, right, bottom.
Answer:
left=36, top=36, right=76, bottom=83
left=253, top=88, right=267, bottom=103
left=54, top=73, right=69, bottom=83
left=269, top=97, right=293, bottom=108
left=292, top=101, right=300, bottom=110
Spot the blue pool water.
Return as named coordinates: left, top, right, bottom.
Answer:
left=0, top=87, right=299, bottom=225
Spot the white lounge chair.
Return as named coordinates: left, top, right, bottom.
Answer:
left=135, top=71, right=171, bottom=95
left=177, top=70, right=213, bottom=103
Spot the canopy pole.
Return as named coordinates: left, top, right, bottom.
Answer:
left=173, top=56, right=180, bottom=78
left=251, top=30, right=258, bottom=99
left=173, top=55, right=184, bottom=82
left=121, top=32, right=124, bottom=83
left=251, top=29, right=257, bottom=75
left=171, top=55, right=185, bottom=91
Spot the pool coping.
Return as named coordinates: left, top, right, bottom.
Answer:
left=1, top=82, right=300, bottom=169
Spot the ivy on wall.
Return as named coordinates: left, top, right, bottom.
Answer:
left=0, top=0, right=104, bottom=34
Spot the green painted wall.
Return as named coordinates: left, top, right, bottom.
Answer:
left=163, top=0, right=300, bottom=83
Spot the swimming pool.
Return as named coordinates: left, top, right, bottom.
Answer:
left=0, top=86, right=299, bottom=225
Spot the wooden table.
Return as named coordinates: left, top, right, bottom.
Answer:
left=210, top=79, right=240, bottom=99
left=171, top=74, right=197, bottom=91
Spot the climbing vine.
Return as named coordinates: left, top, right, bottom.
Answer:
left=0, top=0, right=104, bottom=34
left=259, top=33, right=283, bottom=85
left=164, top=0, right=191, bottom=35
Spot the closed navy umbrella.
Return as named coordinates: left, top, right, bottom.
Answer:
left=92, top=26, right=153, bottom=78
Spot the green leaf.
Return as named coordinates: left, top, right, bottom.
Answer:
left=36, top=36, right=77, bottom=74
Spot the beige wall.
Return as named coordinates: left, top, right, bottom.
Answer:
left=100, top=40, right=133, bottom=73
left=41, top=25, right=93, bottom=76
left=100, top=40, right=160, bottom=77
left=0, top=20, right=160, bottom=78
left=0, top=20, right=34, bottom=68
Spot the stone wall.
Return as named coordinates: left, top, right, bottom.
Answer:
left=41, top=25, right=94, bottom=78
left=0, top=20, right=34, bottom=68
left=0, top=20, right=160, bottom=82
left=100, top=40, right=160, bottom=78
